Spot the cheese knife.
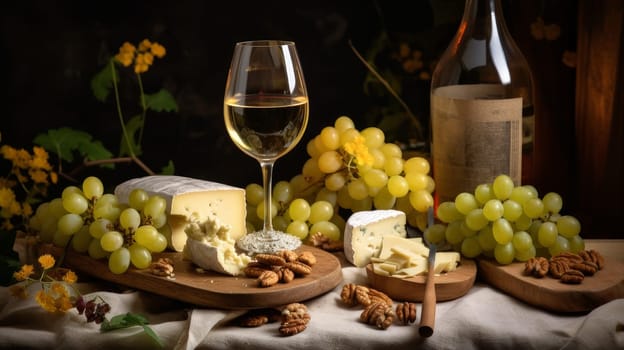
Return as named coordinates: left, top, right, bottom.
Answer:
left=419, top=207, right=436, bottom=337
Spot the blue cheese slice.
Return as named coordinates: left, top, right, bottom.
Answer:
left=343, top=209, right=407, bottom=267
left=115, top=175, right=246, bottom=252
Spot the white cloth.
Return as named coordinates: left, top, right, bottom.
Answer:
left=1, top=262, right=623, bottom=349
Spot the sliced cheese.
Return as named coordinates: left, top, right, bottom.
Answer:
left=115, top=175, right=246, bottom=252
left=432, top=251, right=461, bottom=274
left=343, top=209, right=407, bottom=267
left=182, top=214, right=251, bottom=276
left=378, top=236, right=429, bottom=260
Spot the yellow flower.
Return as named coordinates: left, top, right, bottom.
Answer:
left=62, top=270, right=77, bottom=284
left=38, top=254, right=55, bottom=270
left=14, top=149, right=31, bottom=169
left=143, top=52, right=154, bottom=65
left=1, top=145, right=17, bottom=161
left=35, top=289, right=57, bottom=313
left=0, top=187, right=16, bottom=208
left=8, top=201, right=21, bottom=216
left=9, top=284, right=28, bottom=299
left=119, top=42, right=136, bottom=54
left=134, top=62, right=149, bottom=74
left=138, top=39, right=152, bottom=52
left=13, top=264, right=34, bottom=281
left=22, top=202, right=33, bottom=217
left=343, top=136, right=374, bottom=167
left=150, top=42, right=166, bottom=58
left=50, top=172, right=58, bottom=184
left=28, top=168, right=48, bottom=184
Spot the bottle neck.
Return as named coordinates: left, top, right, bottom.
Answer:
left=462, top=0, right=509, bottom=41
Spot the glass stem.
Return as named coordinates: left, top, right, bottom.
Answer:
left=260, top=160, right=275, bottom=234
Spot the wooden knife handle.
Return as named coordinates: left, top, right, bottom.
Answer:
left=418, top=267, right=436, bottom=337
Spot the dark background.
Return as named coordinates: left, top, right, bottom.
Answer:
left=3, top=0, right=620, bottom=238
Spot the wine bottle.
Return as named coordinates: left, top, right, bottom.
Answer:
left=430, top=0, right=535, bottom=204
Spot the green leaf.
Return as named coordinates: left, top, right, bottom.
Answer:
left=144, top=89, right=178, bottom=113
left=101, top=313, right=163, bottom=348
left=160, top=160, right=175, bottom=175
left=118, top=115, right=143, bottom=157
left=91, top=60, right=117, bottom=103
left=142, top=325, right=164, bottom=348
left=33, top=127, right=114, bottom=166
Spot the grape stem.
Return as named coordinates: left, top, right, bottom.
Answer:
left=61, top=156, right=155, bottom=183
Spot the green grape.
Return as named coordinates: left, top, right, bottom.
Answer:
left=336, top=187, right=353, bottom=209
left=369, top=148, right=385, bottom=169
left=380, top=143, right=402, bottom=159
left=383, top=157, right=404, bottom=177
left=319, top=126, right=340, bottom=151
left=436, top=201, right=464, bottom=223
left=455, top=192, right=478, bottom=215
left=403, top=157, right=430, bottom=175
left=523, top=185, right=539, bottom=198
left=494, top=242, right=515, bottom=265
left=474, top=183, right=494, bottom=205
left=108, top=247, right=131, bottom=274
left=71, top=226, right=92, bottom=253
left=318, top=150, right=343, bottom=173
left=424, top=223, right=446, bottom=244
left=313, top=135, right=330, bottom=154
left=363, top=168, right=388, bottom=188
left=542, top=192, right=563, bottom=214
left=514, top=214, right=533, bottom=231
left=62, top=192, right=89, bottom=215
left=482, top=199, right=504, bottom=221
left=53, top=230, right=72, bottom=247
left=289, top=198, right=311, bottom=221
left=568, top=234, right=585, bottom=253
left=134, top=225, right=158, bottom=247
left=62, top=186, right=83, bottom=201
left=347, top=179, right=368, bottom=200
left=245, top=183, right=264, bottom=206
left=96, top=193, right=118, bottom=207
left=492, top=218, right=513, bottom=244
left=325, top=172, right=347, bottom=192
left=514, top=245, right=536, bottom=262
left=548, top=235, right=570, bottom=257
left=509, top=186, right=534, bottom=205
left=306, top=138, right=322, bottom=158
left=82, top=176, right=104, bottom=200
left=537, top=221, right=558, bottom=247
left=119, top=207, right=141, bottom=230
left=407, top=210, right=428, bottom=232
left=129, top=188, right=150, bottom=211
left=151, top=213, right=167, bottom=229
left=273, top=180, right=293, bottom=204
left=273, top=215, right=289, bottom=232
left=334, top=115, right=355, bottom=133
left=49, top=198, right=68, bottom=218
left=315, top=188, right=337, bottom=206
left=409, top=189, right=433, bottom=212
left=360, top=126, right=385, bottom=149
left=330, top=213, right=346, bottom=235
left=146, top=232, right=168, bottom=253
left=256, top=199, right=278, bottom=220
left=57, top=213, right=84, bottom=235
left=286, top=220, right=309, bottom=239
left=39, top=215, right=57, bottom=243
left=461, top=236, right=482, bottom=258
left=93, top=203, right=121, bottom=222
left=373, top=187, right=396, bottom=210
left=309, top=221, right=340, bottom=241
left=143, top=196, right=166, bottom=218
left=523, top=198, right=545, bottom=219
left=445, top=221, right=464, bottom=245
left=465, top=208, right=489, bottom=231
left=477, top=225, right=497, bottom=252
left=89, top=218, right=111, bottom=239
left=387, top=175, right=409, bottom=198
left=492, top=174, right=514, bottom=200
left=351, top=197, right=373, bottom=212
left=394, top=195, right=413, bottom=215
left=512, top=231, right=533, bottom=251
left=502, top=200, right=523, bottom=222
left=302, top=158, right=324, bottom=183
left=309, top=200, right=334, bottom=224
left=556, top=215, right=581, bottom=238
left=405, top=172, right=428, bottom=192
left=460, top=221, right=477, bottom=237
left=425, top=176, right=435, bottom=193
left=339, top=127, right=360, bottom=145
left=129, top=243, right=152, bottom=269
left=88, top=238, right=109, bottom=259
left=100, top=230, right=124, bottom=252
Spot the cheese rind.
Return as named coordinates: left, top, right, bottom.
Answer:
left=114, top=175, right=247, bottom=251
left=343, top=210, right=407, bottom=267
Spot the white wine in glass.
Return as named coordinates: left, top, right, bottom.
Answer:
left=224, top=40, right=309, bottom=254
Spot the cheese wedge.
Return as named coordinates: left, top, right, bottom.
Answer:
left=115, top=175, right=247, bottom=252
left=343, top=210, right=407, bottom=267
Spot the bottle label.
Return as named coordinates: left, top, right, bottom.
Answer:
left=431, top=84, right=522, bottom=203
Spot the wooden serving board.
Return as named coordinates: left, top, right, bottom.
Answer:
left=365, top=258, right=477, bottom=302
left=60, top=245, right=343, bottom=309
left=478, top=256, right=624, bottom=313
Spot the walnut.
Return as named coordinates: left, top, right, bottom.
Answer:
left=244, top=264, right=269, bottom=278
left=395, top=302, right=417, bottom=325
left=257, top=270, right=280, bottom=287
left=555, top=252, right=583, bottom=264
left=149, top=258, right=175, bottom=277
left=367, top=288, right=393, bottom=306
left=279, top=318, right=309, bottom=336
left=236, top=308, right=281, bottom=327
left=524, top=257, right=549, bottom=278
left=560, top=269, right=584, bottom=284
left=549, top=258, right=570, bottom=278
left=340, top=283, right=393, bottom=307
left=277, top=250, right=299, bottom=263
left=360, top=302, right=395, bottom=330
left=570, top=261, right=598, bottom=276
left=308, top=232, right=344, bottom=251
left=279, top=303, right=310, bottom=336
left=297, top=251, right=317, bottom=266
left=273, top=266, right=295, bottom=283
left=340, top=283, right=359, bottom=306
left=255, top=254, right=286, bottom=266
left=581, top=249, right=605, bottom=270
left=284, top=261, right=312, bottom=276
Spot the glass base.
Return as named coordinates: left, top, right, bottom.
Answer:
left=236, top=230, right=302, bottom=255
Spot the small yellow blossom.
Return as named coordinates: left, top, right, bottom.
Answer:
left=50, top=172, right=58, bottom=184
left=38, top=254, right=55, bottom=270
left=1, top=145, right=17, bottom=160
left=0, top=187, right=16, bottom=208
left=14, top=149, right=31, bottom=169
left=13, top=264, right=34, bottom=281
left=119, top=42, right=136, bottom=54
left=343, top=136, right=374, bottom=167
left=138, top=39, right=152, bottom=51
left=22, top=202, right=33, bottom=217
left=8, top=201, right=21, bottom=216
left=150, top=42, right=166, bottom=58
left=9, top=284, right=28, bottom=299
left=28, top=168, right=48, bottom=184
left=62, top=270, right=78, bottom=284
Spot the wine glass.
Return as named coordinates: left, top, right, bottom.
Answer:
left=223, top=40, right=309, bottom=254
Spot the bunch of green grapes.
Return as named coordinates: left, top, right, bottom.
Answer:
left=424, top=174, right=584, bottom=265
left=29, top=176, right=168, bottom=274
left=244, top=115, right=435, bottom=242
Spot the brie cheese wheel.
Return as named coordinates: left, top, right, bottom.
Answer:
left=115, top=175, right=246, bottom=252
left=343, top=209, right=407, bottom=267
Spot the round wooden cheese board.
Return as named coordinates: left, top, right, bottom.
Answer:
left=365, top=258, right=477, bottom=302
left=57, top=244, right=343, bottom=309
